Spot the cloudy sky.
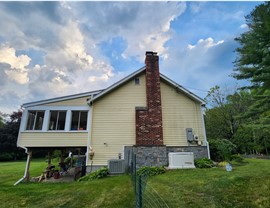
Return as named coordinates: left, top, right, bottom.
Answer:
left=0, top=1, right=262, bottom=113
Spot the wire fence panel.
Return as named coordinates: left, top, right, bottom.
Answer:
left=130, top=153, right=169, bottom=208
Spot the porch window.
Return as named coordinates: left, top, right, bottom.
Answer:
left=49, top=111, right=66, bottom=130
left=70, top=111, right=88, bottom=130
left=26, top=111, right=45, bottom=130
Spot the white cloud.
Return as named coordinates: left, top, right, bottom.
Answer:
left=240, top=24, right=248, bottom=29
left=88, top=74, right=109, bottom=83
left=27, top=64, right=73, bottom=99
left=4, top=69, right=29, bottom=85
left=188, top=38, right=224, bottom=50
left=25, top=18, right=115, bottom=99
left=44, top=20, right=94, bottom=72
left=0, top=3, right=115, bottom=108
left=0, top=3, right=64, bottom=51
left=0, top=45, right=31, bottom=70
left=0, top=45, right=30, bottom=84
left=121, top=2, right=186, bottom=60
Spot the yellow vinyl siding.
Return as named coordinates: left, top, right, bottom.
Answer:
left=42, top=96, right=89, bottom=106
left=18, top=132, right=88, bottom=147
left=90, top=74, right=146, bottom=165
left=161, top=81, right=204, bottom=146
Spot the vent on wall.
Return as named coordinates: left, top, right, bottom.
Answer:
left=168, top=152, right=195, bottom=169
left=108, top=159, right=125, bottom=174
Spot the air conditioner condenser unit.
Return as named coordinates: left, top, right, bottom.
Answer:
left=108, top=159, right=125, bottom=174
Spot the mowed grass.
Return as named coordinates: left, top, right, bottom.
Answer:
left=0, top=159, right=134, bottom=208
left=0, top=158, right=270, bottom=208
left=148, top=159, right=270, bottom=208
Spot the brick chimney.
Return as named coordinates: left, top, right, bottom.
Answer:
left=135, top=51, right=163, bottom=145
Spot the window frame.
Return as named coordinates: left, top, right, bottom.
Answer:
left=26, top=110, right=45, bottom=131
left=70, top=111, right=88, bottom=131
left=48, top=110, right=67, bottom=131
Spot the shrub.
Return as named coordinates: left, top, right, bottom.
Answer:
left=209, top=139, right=236, bottom=161
left=78, top=167, right=109, bottom=182
left=230, top=154, right=244, bottom=163
left=195, top=158, right=214, bottom=168
left=137, top=166, right=166, bottom=177
left=217, top=161, right=228, bottom=167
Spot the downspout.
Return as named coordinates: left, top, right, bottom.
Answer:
left=14, top=146, right=30, bottom=186
left=86, top=101, right=94, bottom=166
left=14, top=108, right=31, bottom=186
left=201, top=105, right=210, bottom=159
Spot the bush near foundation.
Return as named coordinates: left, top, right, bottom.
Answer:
left=136, top=166, right=166, bottom=176
left=195, top=158, right=214, bottom=168
left=78, top=167, right=109, bottom=182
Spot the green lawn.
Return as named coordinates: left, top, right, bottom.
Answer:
left=149, top=159, right=270, bottom=208
left=0, top=158, right=269, bottom=208
left=0, top=159, right=134, bottom=208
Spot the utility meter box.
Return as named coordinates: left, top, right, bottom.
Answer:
left=186, top=128, right=193, bottom=142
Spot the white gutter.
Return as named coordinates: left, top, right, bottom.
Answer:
left=14, top=146, right=29, bottom=186
left=201, top=105, right=211, bottom=159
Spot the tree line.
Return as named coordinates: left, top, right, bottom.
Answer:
left=0, top=111, right=26, bottom=161
left=205, top=86, right=270, bottom=161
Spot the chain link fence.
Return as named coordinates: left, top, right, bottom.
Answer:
left=130, top=153, right=169, bottom=208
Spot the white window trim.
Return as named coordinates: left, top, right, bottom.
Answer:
left=65, top=110, right=71, bottom=131
left=21, top=106, right=90, bottom=133
left=48, top=110, right=67, bottom=131
left=70, top=111, right=88, bottom=131
left=25, top=110, right=45, bottom=131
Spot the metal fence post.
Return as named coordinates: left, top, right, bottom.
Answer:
left=138, top=175, right=142, bottom=208
left=134, top=154, right=136, bottom=195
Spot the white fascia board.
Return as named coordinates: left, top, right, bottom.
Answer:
left=25, top=105, right=90, bottom=111
left=88, top=66, right=146, bottom=104
left=22, top=90, right=103, bottom=108
left=160, top=74, right=205, bottom=105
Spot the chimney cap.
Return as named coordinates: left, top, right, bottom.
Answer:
left=146, top=51, right=158, bottom=56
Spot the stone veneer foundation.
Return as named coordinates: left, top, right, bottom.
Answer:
left=124, top=146, right=208, bottom=168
